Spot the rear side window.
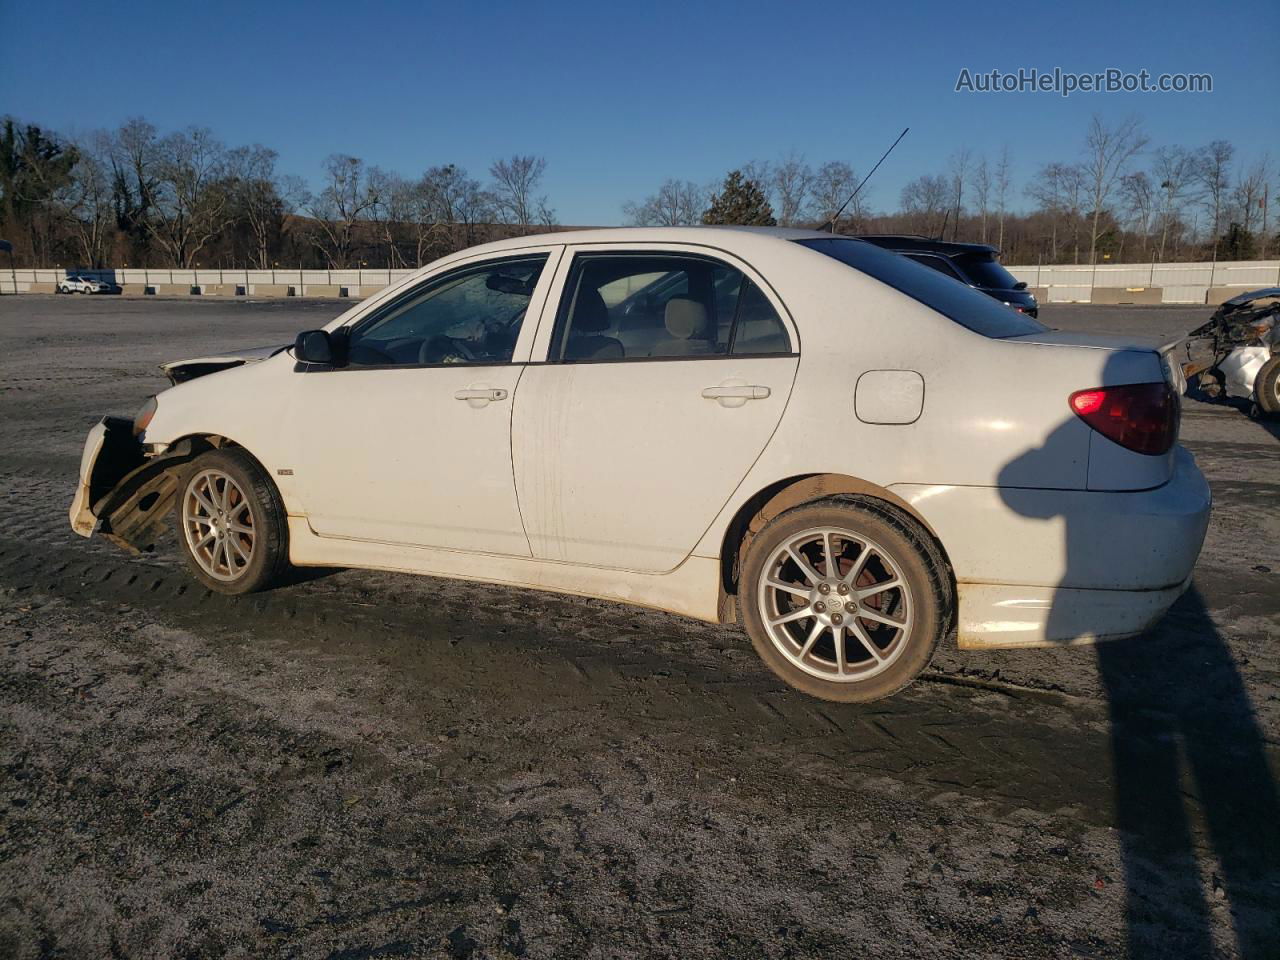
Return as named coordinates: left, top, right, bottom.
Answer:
left=906, top=253, right=965, bottom=282
left=796, top=238, right=1046, bottom=338
left=552, top=254, right=792, bottom=361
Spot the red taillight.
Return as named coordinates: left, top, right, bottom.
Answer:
left=1068, top=383, right=1178, bottom=455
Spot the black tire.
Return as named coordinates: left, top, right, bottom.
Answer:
left=173, top=447, right=290, bottom=595
left=1256, top=355, right=1280, bottom=417
left=740, top=497, right=950, bottom=702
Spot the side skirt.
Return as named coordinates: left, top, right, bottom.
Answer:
left=286, top=517, right=724, bottom=623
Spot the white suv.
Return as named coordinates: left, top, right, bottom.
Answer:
left=69, top=227, right=1211, bottom=701
left=56, top=275, right=112, bottom=294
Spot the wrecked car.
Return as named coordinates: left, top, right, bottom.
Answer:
left=71, top=227, right=1210, bottom=703
left=1178, top=288, right=1280, bottom=416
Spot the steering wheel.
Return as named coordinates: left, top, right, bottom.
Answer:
left=418, top=335, right=476, bottom=365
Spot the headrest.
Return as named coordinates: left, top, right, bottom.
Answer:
left=664, top=297, right=708, bottom=340
left=573, top=287, right=611, bottom=332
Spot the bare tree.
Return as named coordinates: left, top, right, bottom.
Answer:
left=810, top=161, right=861, bottom=229
left=973, top=155, right=992, bottom=243
left=489, top=154, right=550, bottom=233
left=146, top=127, right=237, bottom=268
left=1082, top=115, right=1148, bottom=265
left=771, top=153, right=813, bottom=227
left=107, top=117, right=161, bottom=261
left=1119, top=171, right=1155, bottom=260
left=1196, top=140, right=1234, bottom=246
left=947, top=147, right=971, bottom=241
left=367, top=167, right=412, bottom=268
left=900, top=174, right=950, bottom=237
left=426, top=164, right=492, bottom=250
left=994, top=146, right=1012, bottom=250
left=228, top=145, right=300, bottom=269
left=622, top=179, right=706, bottom=226
left=307, top=154, right=379, bottom=268
left=1028, top=162, right=1086, bottom=261
left=59, top=132, right=114, bottom=267
left=1151, top=145, right=1198, bottom=260
left=1232, top=155, right=1270, bottom=235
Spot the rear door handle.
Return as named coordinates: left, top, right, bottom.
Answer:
left=454, top=387, right=508, bottom=403
left=702, top=384, right=770, bottom=403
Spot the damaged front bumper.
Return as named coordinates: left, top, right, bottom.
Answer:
left=69, top=417, right=200, bottom=553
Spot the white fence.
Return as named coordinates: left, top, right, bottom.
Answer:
left=1002, top=259, right=1280, bottom=304
left=3, top=260, right=1280, bottom=304
left=0, top=267, right=419, bottom=296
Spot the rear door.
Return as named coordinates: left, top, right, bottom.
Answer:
left=511, top=245, right=800, bottom=572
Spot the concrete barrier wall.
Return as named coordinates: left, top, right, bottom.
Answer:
left=4, top=260, right=1280, bottom=303
left=0, top=268, right=416, bottom=296
left=1003, top=259, right=1280, bottom=304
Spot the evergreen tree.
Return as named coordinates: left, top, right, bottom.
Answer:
left=701, top=170, right=776, bottom=226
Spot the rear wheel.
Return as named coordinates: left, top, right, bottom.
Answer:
left=174, top=448, right=289, bottom=594
left=1256, top=356, right=1280, bottom=417
left=740, top=499, right=948, bottom=702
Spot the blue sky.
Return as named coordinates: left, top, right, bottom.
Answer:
left=2, top=0, right=1276, bottom=224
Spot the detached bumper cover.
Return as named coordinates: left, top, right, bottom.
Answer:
left=69, top=417, right=199, bottom=553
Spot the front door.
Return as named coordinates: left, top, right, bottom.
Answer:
left=287, top=250, right=559, bottom=556
left=512, top=249, right=799, bottom=573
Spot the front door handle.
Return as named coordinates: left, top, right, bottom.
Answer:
left=454, top=387, right=508, bottom=406
left=701, top=384, right=771, bottom=408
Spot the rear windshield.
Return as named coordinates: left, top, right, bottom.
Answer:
left=795, top=237, right=1046, bottom=338
left=955, top=254, right=1020, bottom=291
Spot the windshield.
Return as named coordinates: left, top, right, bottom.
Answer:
left=956, top=254, right=1021, bottom=291
left=795, top=238, right=1046, bottom=338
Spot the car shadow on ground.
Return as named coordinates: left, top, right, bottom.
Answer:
left=999, top=364, right=1280, bottom=955
left=1097, top=588, right=1280, bottom=956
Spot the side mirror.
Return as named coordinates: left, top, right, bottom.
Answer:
left=1013, top=281, right=1028, bottom=291
left=294, top=329, right=334, bottom=365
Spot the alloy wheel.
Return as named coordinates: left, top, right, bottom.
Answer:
left=756, top=526, right=914, bottom=682
left=182, top=468, right=255, bottom=582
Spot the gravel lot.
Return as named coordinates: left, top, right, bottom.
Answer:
left=1, top=296, right=1277, bottom=959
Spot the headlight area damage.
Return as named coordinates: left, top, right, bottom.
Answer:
left=69, top=417, right=213, bottom=553
left=70, top=345, right=289, bottom=551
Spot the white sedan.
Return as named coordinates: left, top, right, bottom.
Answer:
left=69, top=228, right=1211, bottom=701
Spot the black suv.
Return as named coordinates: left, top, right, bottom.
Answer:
left=854, top=235, right=1038, bottom=318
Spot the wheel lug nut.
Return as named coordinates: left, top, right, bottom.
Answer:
left=836, top=583, right=849, bottom=595
left=818, top=583, right=830, bottom=595
left=831, top=613, right=844, bottom=625
left=813, top=601, right=826, bottom=613
left=846, top=601, right=857, bottom=613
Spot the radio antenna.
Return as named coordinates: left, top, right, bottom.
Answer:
left=820, top=127, right=909, bottom=233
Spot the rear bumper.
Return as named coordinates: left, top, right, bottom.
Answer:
left=955, top=576, right=1191, bottom=649
left=893, top=446, right=1211, bottom=648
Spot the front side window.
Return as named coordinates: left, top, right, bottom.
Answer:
left=553, top=254, right=791, bottom=361
left=346, top=255, right=547, bottom=366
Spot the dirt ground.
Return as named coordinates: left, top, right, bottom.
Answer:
left=1, top=296, right=1277, bottom=959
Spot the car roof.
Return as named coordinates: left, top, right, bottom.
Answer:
left=853, top=235, right=1000, bottom=258
left=452, top=225, right=845, bottom=259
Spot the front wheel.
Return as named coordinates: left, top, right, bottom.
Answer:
left=174, top=447, right=290, bottom=594
left=740, top=499, right=949, bottom=702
